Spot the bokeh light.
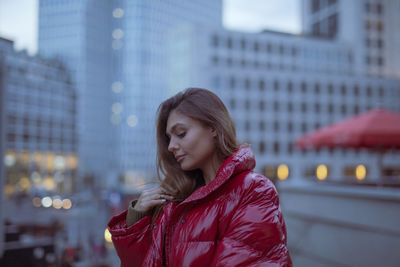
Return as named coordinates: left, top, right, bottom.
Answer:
left=316, top=164, right=328, bottom=180
left=355, top=165, right=366, bottom=180
left=104, top=228, right=112, bottom=243
left=277, top=164, right=289, bottom=180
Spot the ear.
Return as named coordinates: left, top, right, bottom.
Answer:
left=210, top=127, right=217, bottom=138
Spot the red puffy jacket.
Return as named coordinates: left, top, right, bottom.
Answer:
left=108, top=146, right=292, bottom=266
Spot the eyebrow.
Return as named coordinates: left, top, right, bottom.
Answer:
left=166, top=123, right=185, bottom=137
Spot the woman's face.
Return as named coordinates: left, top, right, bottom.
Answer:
left=166, top=110, right=217, bottom=171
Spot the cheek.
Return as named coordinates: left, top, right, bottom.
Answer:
left=197, top=136, right=216, bottom=155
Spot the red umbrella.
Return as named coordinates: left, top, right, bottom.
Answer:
left=296, top=108, right=400, bottom=149
left=296, top=108, right=400, bottom=178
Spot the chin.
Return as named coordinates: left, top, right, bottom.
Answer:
left=180, top=161, right=197, bottom=171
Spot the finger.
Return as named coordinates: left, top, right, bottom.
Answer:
left=160, top=194, right=174, bottom=200
left=142, top=188, right=161, bottom=197
left=148, top=199, right=167, bottom=207
left=146, top=186, right=164, bottom=194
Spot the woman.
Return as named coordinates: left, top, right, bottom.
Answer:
left=108, top=88, right=292, bottom=267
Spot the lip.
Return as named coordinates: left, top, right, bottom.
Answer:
left=175, top=154, right=185, bottom=163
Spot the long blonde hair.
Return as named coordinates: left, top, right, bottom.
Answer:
left=155, top=88, right=238, bottom=209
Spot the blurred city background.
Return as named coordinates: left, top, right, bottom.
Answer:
left=0, top=0, right=399, bottom=266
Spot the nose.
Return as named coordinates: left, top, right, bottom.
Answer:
left=168, top=137, right=178, bottom=152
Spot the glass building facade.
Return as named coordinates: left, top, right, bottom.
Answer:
left=39, top=0, right=222, bottom=186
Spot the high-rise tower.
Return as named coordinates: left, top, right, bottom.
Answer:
left=302, top=0, right=400, bottom=79
left=39, top=0, right=222, bottom=185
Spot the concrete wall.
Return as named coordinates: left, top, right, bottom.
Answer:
left=279, top=183, right=400, bottom=267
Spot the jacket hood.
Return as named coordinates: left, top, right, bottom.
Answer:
left=182, top=144, right=255, bottom=204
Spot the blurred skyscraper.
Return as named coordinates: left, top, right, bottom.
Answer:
left=302, top=0, right=400, bottom=79
left=38, top=0, right=222, bottom=186
left=0, top=37, right=78, bottom=195
left=0, top=36, right=78, bottom=260
left=39, top=0, right=113, bottom=189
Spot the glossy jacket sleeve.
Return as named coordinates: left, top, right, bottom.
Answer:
left=107, top=210, right=152, bottom=267
left=211, top=176, right=292, bottom=267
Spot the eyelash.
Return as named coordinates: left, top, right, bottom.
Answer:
left=177, top=132, right=186, bottom=138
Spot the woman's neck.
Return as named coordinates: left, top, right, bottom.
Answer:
left=201, top=154, right=223, bottom=184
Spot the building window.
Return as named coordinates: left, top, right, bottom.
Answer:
left=7, top=133, right=16, bottom=142
left=279, top=45, right=284, bottom=55
left=328, top=84, right=334, bottom=94
left=301, top=122, right=307, bottom=133
left=266, top=43, right=272, bottom=53
left=259, top=141, right=266, bottom=154
left=258, top=79, right=265, bottom=91
left=328, top=0, right=337, bottom=5
left=378, top=87, right=384, bottom=97
left=287, top=102, right=293, bottom=113
left=314, top=103, right=320, bottom=113
left=259, top=121, right=265, bottom=131
left=376, top=21, right=383, bottom=32
left=288, top=142, right=293, bottom=154
left=245, top=121, right=250, bottom=131
left=274, top=80, right=279, bottom=91
left=244, top=78, right=251, bottom=90
left=365, top=56, right=371, bottom=65
left=377, top=57, right=384, bottom=66
left=365, top=20, right=371, bottom=30
left=301, top=102, right=307, bottom=113
left=354, top=105, right=359, bottom=114
left=259, top=101, right=265, bottom=111
left=376, top=3, right=383, bottom=15
left=230, top=99, right=236, bottom=110
left=341, top=104, right=347, bottom=115
left=7, top=115, right=17, bottom=124
left=287, top=82, right=293, bottom=93
left=365, top=38, right=371, bottom=47
left=312, top=22, right=320, bottom=36
left=287, top=121, right=293, bottom=132
left=366, top=86, right=372, bottom=97
left=241, top=39, right=246, bottom=50
left=230, top=76, right=236, bottom=89
left=377, top=39, right=384, bottom=49
left=340, top=84, right=347, bottom=96
left=328, top=13, right=338, bottom=38
left=273, top=141, right=280, bottom=154
left=273, top=101, right=280, bottom=112
left=212, top=35, right=218, bottom=47
left=254, top=42, right=259, bottom=52
left=312, top=0, right=320, bottom=13
left=301, top=82, right=307, bottom=93
left=273, top=121, right=279, bottom=131
left=314, top=83, right=320, bottom=94
left=328, top=103, right=334, bottom=114
left=291, top=47, right=298, bottom=56
left=245, top=100, right=250, bottom=110
left=353, top=85, right=359, bottom=96
left=227, top=37, right=232, bottom=49
left=365, top=3, right=371, bottom=13
left=212, top=56, right=218, bottom=65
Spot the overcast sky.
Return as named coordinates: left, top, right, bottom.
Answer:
left=0, top=0, right=301, bottom=55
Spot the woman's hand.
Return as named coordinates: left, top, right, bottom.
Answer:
left=133, top=186, right=174, bottom=213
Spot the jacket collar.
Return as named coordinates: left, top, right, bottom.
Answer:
left=182, top=144, right=255, bottom=204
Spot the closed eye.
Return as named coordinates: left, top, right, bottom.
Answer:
left=177, top=132, right=186, bottom=138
